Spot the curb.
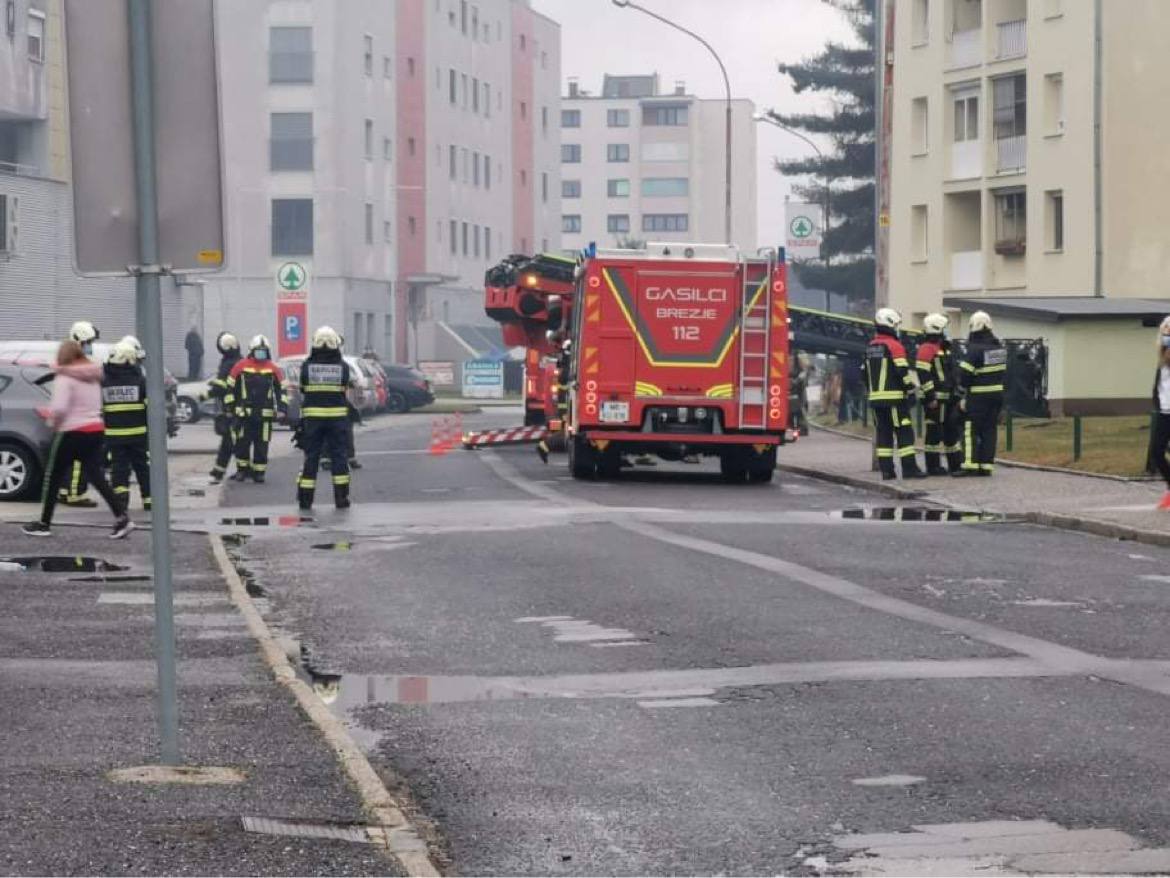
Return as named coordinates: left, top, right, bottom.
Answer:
left=209, top=535, right=442, bottom=877
left=776, top=463, right=928, bottom=501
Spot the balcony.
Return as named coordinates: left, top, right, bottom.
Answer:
left=996, top=134, right=1026, bottom=173
left=948, top=28, right=982, bottom=70
left=950, top=140, right=983, bottom=179
left=996, top=19, right=1027, bottom=59
left=950, top=251, right=984, bottom=290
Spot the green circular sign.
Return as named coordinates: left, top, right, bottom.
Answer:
left=277, top=262, right=307, bottom=292
left=790, top=216, right=815, bottom=239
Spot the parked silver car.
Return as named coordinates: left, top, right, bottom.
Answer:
left=0, top=363, right=55, bottom=501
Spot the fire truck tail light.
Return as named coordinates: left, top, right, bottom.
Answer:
left=695, top=407, right=708, bottom=420
left=769, top=408, right=782, bottom=420
left=586, top=404, right=597, bottom=415
left=586, top=380, right=598, bottom=392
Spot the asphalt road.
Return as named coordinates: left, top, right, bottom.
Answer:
left=220, top=408, right=1170, bottom=875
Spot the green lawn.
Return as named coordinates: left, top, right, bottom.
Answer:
left=811, top=411, right=1154, bottom=477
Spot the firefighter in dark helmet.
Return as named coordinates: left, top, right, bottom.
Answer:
left=101, top=339, right=151, bottom=510
left=915, top=312, right=963, bottom=475
left=227, top=334, right=284, bottom=483
left=295, top=326, right=352, bottom=511
left=865, top=307, right=926, bottom=480
left=954, top=310, right=1006, bottom=477
left=207, top=331, right=242, bottom=484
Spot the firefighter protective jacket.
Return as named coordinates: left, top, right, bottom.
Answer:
left=959, top=330, right=1007, bottom=403
left=101, top=362, right=148, bottom=443
left=228, top=357, right=284, bottom=420
left=299, top=350, right=351, bottom=420
left=914, top=336, right=956, bottom=405
left=208, top=351, right=241, bottom=407
left=865, top=329, right=917, bottom=406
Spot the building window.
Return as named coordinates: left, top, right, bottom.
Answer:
left=607, top=214, right=630, bottom=233
left=473, top=77, right=479, bottom=112
left=911, top=204, right=928, bottom=261
left=561, top=109, right=581, bottom=128
left=562, top=180, right=582, bottom=198
left=953, top=90, right=979, bottom=142
left=271, top=199, right=313, bottom=255
left=462, top=147, right=469, bottom=182
left=462, top=221, right=469, bottom=255
left=541, top=172, right=548, bottom=203
left=606, top=144, right=630, bottom=163
left=541, top=51, right=547, bottom=69
left=27, top=10, right=45, bottom=63
left=363, top=35, right=373, bottom=76
left=408, top=56, right=416, bottom=77
left=484, top=83, right=491, bottom=117
left=364, top=119, right=374, bottom=158
left=484, top=226, right=491, bottom=260
left=993, top=73, right=1027, bottom=172
left=484, top=157, right=491, bottom=189
left=1046, top=190, right=1064, bottom=251
left=384, top=56, right=393, bottom=79
left=520, top=101, right=527, bottom=119
left=519, top=33, right=526, bottom=51
left=993, top=188, right=1027, bottom=255
left=409, top=216, right=416, bottom=236
left=542, top=106, right=548, bottom=134
left=911, top=0, right=929, bottom=45
left=408, top=137, right=416, bottom=157
left=520, top=169, right=527, bottom=187
left=641, top=177, right=688, bottom=197
left=473, top=151, right=480, bottom=186
left=642, top=214, right=689, bottom=232
left=269, top=27, right=313, bottom=83
left=911, top=96, right=928, bottom=155
left=472, top=5, right=479, bottom=39
left=474, top=224, right=481, bottom=258
left=269, top=112, right=313, bottom=171
left=562, top=215, right=582, bottom=234
left=606, top=179, right=630, bottom=198
left=383, top=137, right=393, bottom=161
left=461, top=0, right=468, bottom=34
left=450, top=220, right=457, bottom=254
left=642, top=104, right=689, bottom=126
left=1044, top=73, right=1064, bottom=135
left=607, top=109, right=630, bottom=127
left=449, top=145, right=457, bottom=180
left=384, top=220, right=392, bottom=242
left=561, top=144, right=582, bottom=163
left=462, top=73, right=469, bottom=108
left=365, top=203, right=374, bottom=244
left=449, top=68, right=457, bottom=104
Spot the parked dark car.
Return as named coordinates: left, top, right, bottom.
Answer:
left=380, top=363, right=434, bottom=413
left=0, top=363, right=55, bottom=501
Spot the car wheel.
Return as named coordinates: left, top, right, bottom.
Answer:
left=386, top=391, right=408, bottom=413
left=176, top=396, right=200, bottom=424
left=0, top=442, right=40, bottom=502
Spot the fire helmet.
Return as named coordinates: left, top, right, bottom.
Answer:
left=969, top=311, right=994, bottom=333
left=120, top=335, right=146, bottom=361
left=249, top=334, right=272, bottom=354
left=312, top=325, right=343, bottom=350
left=216, top=331, right=240, bottom=354
left=69, top=320, right=99, bottom=344
left=923, top=313, right=950, bottom=335
left=875, top=308, right=902, bottom=330
left=108, top=340, right=140, bottom=366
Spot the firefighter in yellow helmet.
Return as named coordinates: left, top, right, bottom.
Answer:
left=295, top=326, right=353, bottom=511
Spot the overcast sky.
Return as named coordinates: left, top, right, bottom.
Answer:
left=530, top=0, right=854, bottom=246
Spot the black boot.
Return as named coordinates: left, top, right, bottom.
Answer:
left=334, top=484, right=351, bottom=510
left=252, top=472, right=266, bottom=484
left=297, top=488, right=314, bottom=512
left=901, top=457, right=929, bottom=479
left=230, top=469, right=250, bottom=482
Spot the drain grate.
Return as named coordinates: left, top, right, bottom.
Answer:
left=241, top=816, right=378, bottom=845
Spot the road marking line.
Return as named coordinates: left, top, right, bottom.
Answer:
left=589, top=641, right=649, bottom=648
left=852, top=774, right=925, bottom=787
left=97, top=592, right=226, bottom=606
left=515, top=615, right=574, bottom=623
left=637, top=697, right=720, bottom=709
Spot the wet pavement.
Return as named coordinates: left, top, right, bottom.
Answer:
left=218, top=409, right=1170, bottom=875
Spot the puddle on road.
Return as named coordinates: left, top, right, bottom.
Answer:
left=831, top=507, right=1011, bottom=524
left=219, top=515, right=308, bottom=528
left=312, top=541, right=355, bottom=552
left=70, top=574, right=152, bottom=583
left=0, top=556, right=129, bottom=574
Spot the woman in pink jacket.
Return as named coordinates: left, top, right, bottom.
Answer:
left=22, top=340, right=132, bottom=539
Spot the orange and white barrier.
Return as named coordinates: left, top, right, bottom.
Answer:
left=461, top=425, right=549, bottom=449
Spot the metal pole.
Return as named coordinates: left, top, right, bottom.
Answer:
left=1073, top=414, right=1083, bottom=461
left=724, top=99, right=733, bottom=245
left=873, top=0, right=882, bottom=305
left=128, top=0, right=179, bottom=765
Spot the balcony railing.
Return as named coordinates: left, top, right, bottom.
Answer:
left=996, top=19, right=1027, bottom=60
left=996, top=134, right=1026, bottom=173
left=948, top=28, right=982, bottom=70
left=950, top=251, right=984, bottom=290
left=0, top=159, right=40, bottom=177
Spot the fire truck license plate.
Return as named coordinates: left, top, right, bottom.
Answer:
left=600, top=401, right=630, bottom=423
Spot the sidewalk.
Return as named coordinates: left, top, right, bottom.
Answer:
left=780, top=428, right=1170, bottom=546
left=0, top=525, right=398, bottom=875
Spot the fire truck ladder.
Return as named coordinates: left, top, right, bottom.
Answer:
left=736, top=254, right=775, bottom=431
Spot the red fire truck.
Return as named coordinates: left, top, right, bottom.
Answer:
left=565, top=243, right=789, bottom=482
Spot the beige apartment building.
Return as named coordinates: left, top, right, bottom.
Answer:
left=888, top=0, right=1170, bottom=413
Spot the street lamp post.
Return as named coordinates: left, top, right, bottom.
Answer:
left=754, top=108, right=832, bottom=273
left=611, top=0, right=732, bottom=245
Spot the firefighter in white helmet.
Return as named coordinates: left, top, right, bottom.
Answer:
left=102, top=340, right=151, bottom=510
left=954, top=310, right=1007, bottom=477
left=865, top=308, right=926, bottom=480
left=915, top=313, right=962, bottom=475
left=226, top=334, right=284, bottom=483
left=207, top=332, right=242, bottom=483
left=70, top=320, right=99, bottom=354
left=295, top=326, right=353, bottom=511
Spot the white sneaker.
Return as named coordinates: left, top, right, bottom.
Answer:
left=110, top=517, right=135, bottom=540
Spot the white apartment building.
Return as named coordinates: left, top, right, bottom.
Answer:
left=0, top=0, right=191, bottom=372
left=395, top=0, right=560, bottom=362
left=888, top=0, right=1170, bottom=413
left=558, top=74, right=757, bottom=254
